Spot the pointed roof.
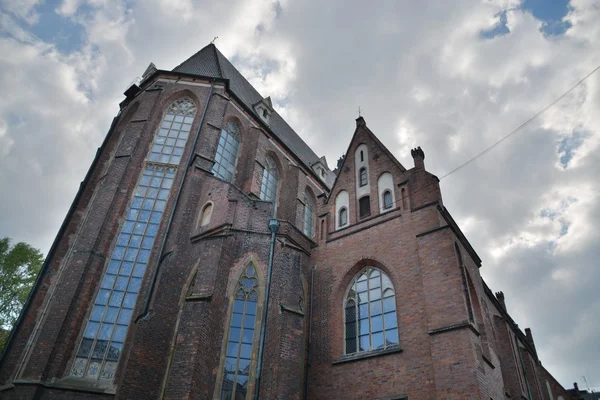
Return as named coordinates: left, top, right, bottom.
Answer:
left=173, top=44, right=335, bottom=187
left=327, top=117, right=406, bottom=201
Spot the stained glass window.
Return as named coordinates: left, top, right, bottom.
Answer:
left=70, top=98, right=196, bottom=380
left=220, top=264, right=259, bottom=400
left=344, top=268, right=398, bottom=354
left=212, top=121, right=240, bottom=182
left=259, top=156, right=278, bottom=202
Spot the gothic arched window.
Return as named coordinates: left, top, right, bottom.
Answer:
left=71, top=98, right=197, bottom=380
left=344, top=267, right=398, bottom=354
left=259, top=156, right=278, bottom=202
left=220, top=264, right=260, bottom=399
left=213, top=121, right=241, bottom=182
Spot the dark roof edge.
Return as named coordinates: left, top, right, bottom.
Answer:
left=482, top=280, right=541, bottom=362
left=146, top=69, right=330, bottom=193
left=437, top=204, right=482, bottom=266
left=0, top=113, right=122, bottom=369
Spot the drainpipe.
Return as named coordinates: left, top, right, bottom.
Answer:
left=304, top=264, right=317, bottom=400
left=136, top=82, right=214, bottom=321
left=254, top=210, right=280, bottom=399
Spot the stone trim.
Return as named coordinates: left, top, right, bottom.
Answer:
left=279, top=304, right=304, bottom=317
left=410, top=200, right=438, bottom=213
left=326, top=210, right=402, bottom=243
left=428, top=321, right=480, bottom=337
left=416, top=225, right=451, bottom=238
left=332, top=345, right=403, bottom=365
left=9, top=377, right=117, bottom=395
left=185, top=294, right=212, bottom=302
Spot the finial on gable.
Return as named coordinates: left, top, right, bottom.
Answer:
left=356, top=116, right=366, bottom=127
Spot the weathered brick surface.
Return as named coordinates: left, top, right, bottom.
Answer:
left=0, top=74, right=575, bottom=400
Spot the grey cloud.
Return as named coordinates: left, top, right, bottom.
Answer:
left=0, top=0, right=598, bottom=390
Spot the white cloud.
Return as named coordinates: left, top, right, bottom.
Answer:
left=1, top=0, right=599, bottom=391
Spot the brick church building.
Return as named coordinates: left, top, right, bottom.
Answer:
left=0, top=44, right=577, bottom=400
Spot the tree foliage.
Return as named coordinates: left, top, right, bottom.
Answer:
left=0, top=237, right=43, bottom=353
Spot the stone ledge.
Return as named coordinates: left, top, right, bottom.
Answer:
left=332, top=345, right=403, bottom=365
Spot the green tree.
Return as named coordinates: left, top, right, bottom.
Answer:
left=0, top=237, right=44, bottom=353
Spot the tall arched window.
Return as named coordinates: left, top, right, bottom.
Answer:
left=344, top=267, right=398, bottom=354
left=220, top=263, right=260, bottom=399
left=259, top=156, right=278, bottom=202
left=303, top=188, right=315, bottom=238
left=359, top=167, right=367, bottom=187
left=71, top=98, right=197, bottom=380
left=212, top=121, right=240, bottom=182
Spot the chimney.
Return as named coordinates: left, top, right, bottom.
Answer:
left=356, top=116, right=366, bottom=127
left=495, top=291, right=506, bottom=310
left=411, top=146, right=425, bottom=170
left=573, top=382, right=580, bottom=393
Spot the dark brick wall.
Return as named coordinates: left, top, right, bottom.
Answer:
left=0, top=75, right=575, bottom=400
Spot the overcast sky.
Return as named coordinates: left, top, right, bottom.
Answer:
left=1, top=0, right=598, bottom=391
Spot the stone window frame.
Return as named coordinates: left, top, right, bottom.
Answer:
left=197, top=201, right=214, bottom=228
left=214, top=255, right=266, bottom=400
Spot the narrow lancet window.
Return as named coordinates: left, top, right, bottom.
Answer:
left=259, top=156, right=278, bottom=202
left=359, top=167, right=367, bottom=187
left=71, top=98, right=197, bottom=380
left=220, top=264, right=260, bottom=399
left=213, top=121, right=241, bottom=182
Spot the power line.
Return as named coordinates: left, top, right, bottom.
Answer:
left=386, top=62, right=600, bottom=208
left=439, top=63, right=600, bottom=180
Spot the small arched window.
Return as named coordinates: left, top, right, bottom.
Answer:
left=383, top=191, right=392, bottom=209
left=220, top=263, right=260, bottom=399
left=260, top=156, right=278, bottom=202
left=345, top=267, right=398, bottom=354
left=339, top=207, right=348, bottom=227
left=212, top=121, right=241, bottom=182
left=359, top=167, right=367, bottom=187
left=199, top=203, right=213, bottom=227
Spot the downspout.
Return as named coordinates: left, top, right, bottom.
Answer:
left=136, top=82, right=214, bottom=321
left=254, top=205, right=280, bottom=399
left=304, top=264, right=317, bottom=400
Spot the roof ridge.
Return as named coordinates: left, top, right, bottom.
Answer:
left=210, top=43, right=223, bottom=78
